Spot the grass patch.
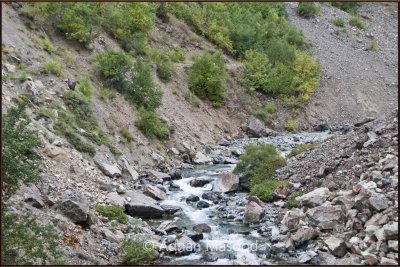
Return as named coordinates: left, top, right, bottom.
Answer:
left=78, top=77, right=93, bottom=99
left=119, top=128, right=134, bottom=143
left=255, top=102, right=276, bottom=122
left=250, top=180, right=288, bottom=202
left=332, top=18, right=345, bottom=27
left=136, top=107, right=170, bottom=140
left=297, top=3, right=320, bottom=18
left=18, top=72, right=29, bottom=83
left=98, top=86, right=116, bottom=101
left=367, top=40, right=379, bottom=51
left=42, top=61, right=63, bottom=77
left=349, top=16, right=365, bottom=30
left=183, top=91, right=201, bottom=108
left=42, top=36, right=55, bottom=53
left=95, top=204, right=128, bottom=224
left=121, top=239, right=156, bottom=265
left=331, top=2, right=361, bottom=15
left=284, top=192, right=302, bottom=209
left=286, top=119, right=298, bottom=133
left=287, top=143, right=317, bottom=158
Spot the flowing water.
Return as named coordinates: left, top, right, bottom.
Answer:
left=149, top=132, right=335, bottom=265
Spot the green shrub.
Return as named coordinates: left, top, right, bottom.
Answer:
left=250, top=180, right=288, bottom=202
left=63, top=90, right=98, bottom=132
left=2, top=101, right=42, bottom=199
left=96, top=205, right=128, bottom=224
left=63, top=49, right=76, bottom=67
left=18, top=72, right=29, bottom=83
left=331, top=2, right=361, bottom=15
left=42, top=61, right=63, bottom=77
left=126, top=59, right=163, bottom=110
left=136, top=107, right=170, bottom=140
left=95, top=51, right=132, bottom=90
left=188, top=51, right=227, bottom=106
left=297, top=3, right=320, bottom=18
left=42, top=36, right=55, bottom=53
left=332, top=18, right=345, bottom=27
left=234, top=144, right=287, bottom=186
left=287, top=143, right=317, bottom=158
left=285, top=192, right=302, bottom=209
left=349, top=16, right=365, bottom=30
left=367, top=40, right=379, bottom=51
left=121, top=239, right=156, bottom=265
left=167, top=47, right=186, bottom=62
left=286, top=119, right=297, bottom=133
left=156, top=3, right=169, bottom=23
left=78, top=77, right=93, bottom=99
left=255, top=102, right=276, bottom=121
left=64, top=128, right=96, bottom=156
left=155, top=54, right=175, bottom=82
left=120, top=128, right=134, bottom=143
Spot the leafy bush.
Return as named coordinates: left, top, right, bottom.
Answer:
left=250, top=180, right=288, bottom=202
left=42, top=61, right=63, bottom=77
left=297, top=3, right=320, bottom=18
left=167, top=47, right=186, bottom=62
left=285, top=192, right=302, bottom=209
left=156, top=3, right=169, bottom=23
left=255, top=102, right=276, bottom=121
left=286, top=119, right=297, bottom=133
left=287, top=143, right=317, bottom=158
left=332, top=18, right=345, bottom=27
left=126, top=59, right=163, bottom=110
left=2, top=101, right=42, bottom=199
left=155, top=54, right=175, bottom=82
left=96, top=205, right=128, bottom=224
left=95, top=51, right=132, bottom=90
left=331, top=2, right=361, bottom=15
left=188, top=51, right=227, bottom=107
left=121, top=239, right=156, bottom=265
left=234, top=143, right=287, bottom=186
left=78, top=77, right=93, bottom=99
left=136, top=107, right=170, bottom=140
left=349, top=16, right=365, bottom=30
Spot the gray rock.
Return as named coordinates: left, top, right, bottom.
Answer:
left=124, top=190, right=164, bottom=218
left=388, top=240, right=398, bottom=252
left=193, top=223, right=211, bottom=233
left=118, top=157, right=139, bottom=181
left=247, top=116, right=277, bottom=137
left=188, top=232, right=203, bottom=241
left=175, top=235, right=198, bottom=255
left=102, top=228, right=124, bottom=243
left=196, top=200, right=210, bottom=209
left=324, top=236, right=347, bottom=258
left=149, top=170, right=171, bottom=181
left=374, top=222, right=398, bottom=241
left=291, top=227, right=319, bottom=247
left=364, top=213, right=389, bottom=227
left=271, top=242, right=286, bottom=254
left=190, top=177, right=212, bottom=187
left=59, top=191, right=90, bottom=223
left=281, top=208, right=307, bottom=232
left=160, top=205, right=182, bottom=215
left=243, top=201, right=264, bottom=223
left=380, top=257, right=398, bottom=265
left=106, top=192, right=125, bottom=207
left=21, top=184, right=44, bottom=208
left=93, top=145, right=121, bottom=178
left=157, top=221, right=178, bottom=233
left=368, top=193, right=389, bottom=211
left=307, top=204, right=347, bottom=230
left=143, top=184, right=167, bottom=201
left=193, top=152, right=212, bottom=164
left=298, top=187, right=330, bottom=208
left=362, top=252, right=378, bottom=265
left=201, top=253, right=218, bottom=262
left=214, top=172, right=239, bottom=193
left=297, top=250, right=317, bottom=263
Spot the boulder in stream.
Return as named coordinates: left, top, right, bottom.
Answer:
left=243, top=200, right=264, bottom=223
left=124, top=190, right=164, bottom=218
left=214, top=172, right=239, bottom=193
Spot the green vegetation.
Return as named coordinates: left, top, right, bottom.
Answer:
left=286, top=119, right=297, bottom=133
left=18, top=72, right=29, bottom=83
left=121, top=239, right=156, bottom=265
left=285, top=192, right=302, bottom=209
left=156, top=3, right=170, bottom=23
left=251, top=180, right=288, bottom=202
left=332, top=18, right=345, bottom=27
left=234, top=144, right=287, bottom=185
left=42, top=61, right=63, bottom=77
left=297, top=3, right=321, bottom=18
left=183, top=91, right=201, bottom=108
left=367, top=40, right=379, bottom=51
left=349, top=16, right=365, bottom=30
left=331, top=2, right=361, bottom=15
left=95, top=205, right=128, bottom=224
left=255, top=102, right=276, bottom=122
left=136, top=107, right=170, bottom=140
left=188, top=51, right=227, bottom=107
left=155, top=53, right=174, bottom=82
left=78, top=77, right=93, bottom=99
left=287, top=143, right=317, bottom=158
left=167, top=47, right=186, bottom=62
left=2, top=101, right=63, bottom=265
left=120, top=128, right=134, bottom=143
left=98, top=86, right=116, bottom=101
left=42, top=36, right=55, bottom=53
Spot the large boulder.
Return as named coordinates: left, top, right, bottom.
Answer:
left=298, top=187, right=330, bottom=208
left=193, top=152, right=212, bottom=164
left=190, top=177, right=212, bottom=187
left=324, top=236, right=347, bottom=258
left=291, top=227, right=319, bottom=247
left=247, top=116, right=277, bottom=137
left=193, top=223, right=212, bottom=233
left=214, top=172, right=239, bottom=193
left=149, top=170, right=171, bottom=181
left=93, top=145, right=121, bottom=178
left=143, top=185, right=167, bottom=201
left=59, top=191, right=90, bottom=223
left=118, top=157, right=139, bottom=181
left=243, top=200, right=264, bottom=223
left=306, top=204, right=347, bottom=230
left=106, top=191, right=125, bottom=207
left=175, top=235, right=198, bottom=255
left=281, top=208, right=307, bottom=232
left=20, top=184, right=44, bottom=209
left=124, top=190, right=164, bottom=218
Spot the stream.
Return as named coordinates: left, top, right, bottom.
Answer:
left=148, top=131, right=335, bottom=265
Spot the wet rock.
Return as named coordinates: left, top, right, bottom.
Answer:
left=291, top=227, right=319, bottom=247
left=193, top=223, right=211, bottom=233
left=59, top=191, right=90, bottom=223
left=143, top=184, right=167, bottom=201
left=281, top=208, right=307, bottom=232
left=149, top=170, right=171, bottom=181
left=190, top=177, right=212, bottom=187
left=314, top=121, right=330, bottom=132
left=368, top=193, right=389, bottom=211
left=307, top=204, right=347, bottom=230
left=20, top=184, right=44, bottom=208
left=214, top=172, right=239, bottom=193
left=324, top=236, right=347, bottom=258
left=193, top=152, right=212, bottom=164
left=201, top=253, right=218, bottom=262
left=170, top=169, right=182, bottom=180
left=93, top=145, right=121, bottom=178
left=188, top=232, right=203, bottom=241
left=175, top=235, right=198, bottom=255
left=247, top=116, right=277, bottom=137
left=158, top=221, right=178, bottom=233
left=271, top=242, right=286, bottom=254
left=168, top=181, right=181, bottom=191
left=243, top=200, right=264, bottom=223
left=298, top=187, right=330, bottom=208
left=124, top=190, right=164, bottom=218
left=160, top=205, right=182, bottom=216
left=196, top=200, right=210, bottom=209
left=186, top=195, right=200, bottom=202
